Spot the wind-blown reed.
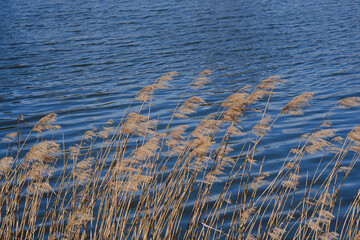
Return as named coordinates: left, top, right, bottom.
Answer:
left=1, top=71, right=360, bottom=239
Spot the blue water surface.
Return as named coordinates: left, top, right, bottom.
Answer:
left=1, top=0, right=360, bottom=237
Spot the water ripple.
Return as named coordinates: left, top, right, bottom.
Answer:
left=1, top=0, right=360, bottom=235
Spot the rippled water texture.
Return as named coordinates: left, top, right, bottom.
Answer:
left=1, top=0, right=360, bottom=237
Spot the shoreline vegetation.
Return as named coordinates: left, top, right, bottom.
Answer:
left=1, top=71, right=360, bottom=239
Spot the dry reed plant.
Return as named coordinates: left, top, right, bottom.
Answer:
left=1, top=71, right=360, bottom=240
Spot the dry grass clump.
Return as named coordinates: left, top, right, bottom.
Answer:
left=1, top=71, right=360, bottom=239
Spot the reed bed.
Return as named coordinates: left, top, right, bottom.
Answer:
left=1, top=71, right=360, bottom=239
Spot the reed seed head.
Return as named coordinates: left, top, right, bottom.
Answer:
left=176, top=96, right=206, bottom=118
left=131, top=137, right=159, bottom=161
left=167, top=125, right=188, bottom=149
left=27, top=161, right=52, bottom=180
left=318, top=193, right=333, bottom=206
left=308, top=219, right=322, bottom=232
left=153, top=72, right=177, bottom=89
left=246, top=89, right=273, bottom=105
left=33, top=113, right=60, bottom=133
left=192, top=70, right=212, bottom=89
left=136, top=85, right=154, bottom=103
left=281, top=92, right=314, bottom=115
left=25, top=141, right=60, bottom=163
left=121, top=112, right=156, bottom=136
left=252, top=115, right=271, bottom=135
left=348, top=125, right=360, bottom=143
left=69, top=145, right=80, bottom=160
left=1, top=132, right=17, bottom=142
left=256, top=75, right=283, bottom=91
left=337, top=97, right=360, bottom=109
left=83, top=129, right=97, bottom=140
left=250, top=172, right=269, bottom=189
left=269, top=227, right=286, bottom=240
left=319, top=232, right=339, bottom=240
left=240, top=207, right=256, bottom=224
left=0, top=156, right=14, bottom=174
left=227, top=125, right=244, bottom=136
left=318, top=209, right=334, bottom=225
left=27, top=181, right=53, bottom=195
left=98, top=126, right=113, bottom=138
left=303, top=129, right=335, bottom=154
left=282, top=173, right=300, bottom=190
left=246, top=234, right=256, bottom=240
left=222, top=93, right=249, bottom=108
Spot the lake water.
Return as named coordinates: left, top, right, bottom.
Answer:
left=1, top=0, right=360, bottom=238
